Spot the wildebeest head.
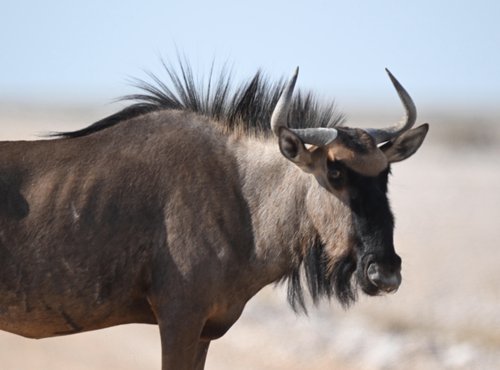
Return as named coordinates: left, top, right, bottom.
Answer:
left=273, top=68, right=428, bottom=307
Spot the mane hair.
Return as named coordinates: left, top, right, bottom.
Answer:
left=55, top=60, right=345, bottom=138
left=284, top=237, right=358, bottom=313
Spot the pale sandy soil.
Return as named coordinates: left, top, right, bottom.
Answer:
left=0, top=103, right=499, bottom=369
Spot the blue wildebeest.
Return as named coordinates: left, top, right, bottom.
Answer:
left=0, top=64, right=428, bottom=369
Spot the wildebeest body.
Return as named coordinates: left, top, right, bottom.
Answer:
left=0, top=111, right=263, bottom=340
left=0, top=65, right=429, bottom=369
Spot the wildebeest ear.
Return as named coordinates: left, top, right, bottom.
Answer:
left=278, top=127, right=313, bottom=169
left=380, top=124, right=429, bottom=163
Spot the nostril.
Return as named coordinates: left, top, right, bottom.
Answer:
left=366, top=263, right=401, bottom=293
left=366, top=263, right=379, bottom=280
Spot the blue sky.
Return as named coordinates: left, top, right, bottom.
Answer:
left=1, top=0, right=499, bottom=111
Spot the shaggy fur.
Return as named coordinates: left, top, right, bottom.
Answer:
left=285, top=237, right=358, bottom=312
left=55, top=60, right=344, bottom=139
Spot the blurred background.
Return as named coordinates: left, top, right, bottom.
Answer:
left=0, top=1, right=499, bottom=369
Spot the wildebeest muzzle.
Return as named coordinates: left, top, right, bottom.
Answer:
left=358, top=252, right=402, bottom=295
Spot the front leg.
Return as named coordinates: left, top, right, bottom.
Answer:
left=195, top=341, right=210, bottom=370
left=153, top=303, right=206, bottom=370
left=159, top=321, right=204, bottom=370
left=148, top=289, right=206, bottom=370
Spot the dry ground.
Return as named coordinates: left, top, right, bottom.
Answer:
left=0, top=103, right=499, bottom=369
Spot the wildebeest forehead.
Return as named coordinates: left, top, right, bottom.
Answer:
left=326, top=128, right=388, bottom=177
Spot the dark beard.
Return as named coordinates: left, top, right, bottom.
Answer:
left=283, top=238, right=358, bottom=312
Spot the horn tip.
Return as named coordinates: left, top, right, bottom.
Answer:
left=385, top=68, right=403, bottom=89
left=385, top=68, right=396, bottom=81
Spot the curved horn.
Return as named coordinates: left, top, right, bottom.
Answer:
left=292, top=128, right=338, bottom=146
left=366, top=69, right=417, bottom=144
left=271, top=67, right=299, bottom=136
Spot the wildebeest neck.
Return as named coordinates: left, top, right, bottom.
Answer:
left=234, top=137, right=355, bottom=307
left=234, top=139, right=312, bottom=280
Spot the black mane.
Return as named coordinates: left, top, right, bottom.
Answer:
left=284, top=237, right=358, bottom=313
left=56, top=61, right=345, bottom=138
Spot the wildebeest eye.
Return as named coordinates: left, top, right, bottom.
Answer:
left=327, top=160, right=343, bottom=181
left=329, top=168, right=341, bottom=179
